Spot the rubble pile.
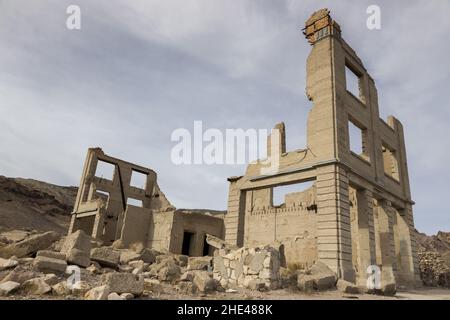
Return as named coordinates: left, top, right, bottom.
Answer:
left=418, top=251, right=450, bottom=288
left=0, top=229, right=227, bottom=300
left=213, top=245, right=281, bottom=291
left=416, top=230, right=450, bottom=288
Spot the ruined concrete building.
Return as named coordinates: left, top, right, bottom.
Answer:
left=69, top=148, right=224, bottom=257
left=225, top=9, right=421, bottom=288
left=68, top=9, right=420, bottom=290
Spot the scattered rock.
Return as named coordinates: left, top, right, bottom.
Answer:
left=297, top=274, right=314, bottom=292
left=61, top=230, right=91, bottom=268
left=42, top=273, right=60, bottom=286
left=21, top=277, right=52, bottom=295
left=418, top=251, right=450, bottom=288
left=177, top=281, right=196, bottom=294
left=187, top=256, right=212, bottom=271
left=108, top=292, right=125, bottom=300
left=71, top=281, right=91, bottom=296
left=118, top=265, right=134, bottom=273
left=174, top=255, right=188, bottom=267
left=86, top=262, right=102, bottom=274
left=380, top=282, right=396, bottom=296
left=36, top=250, right=66, bottom=260
left=143, top=279, right=163, bottom=293
left=0, top=257, right=19, bottom=271
left=0, top=230, right=29, bottom=243
left=0, top=281, right=20, bottom=296
left=158, top=263, right=181, bottom=283
left=337, top=279, right=360, bottom=294
left=206, top=234, right=228, bottom=250
left=129, top=260, right=145, bottom=275
left=101, top=272, right=144, bottom=295
left=0, top=266, right=39, bottom=284
left=33, top=256, right=67, bottom=274
left=52, top=281, right=70, bottom=296
left=180, top=271, right=194, bottom=282
left=84, top=285, right=110, bottom=300
left=0, top=231, right=60, bottom=258
left=193, top=271, right=217, bottom=293
left=120, top=292, right=134, bottom=300
left=91, top=247, right=120, bottom=268
left=140, top=248, right=162, bottom=264
left=309, top=261, right=337, bottom=291
left=120, top=250, right=142, bottom=264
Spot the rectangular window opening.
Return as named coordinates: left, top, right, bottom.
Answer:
left=127, top=197, right=143, bottom=207
left=382, top=143, right=399, bottom=181
left=272, top=181, right=315, bottom=207
left=95, top=160, right=115, bottom=181
left=349, top=119, right=370, bottom=162
left=345, top=65, right=362, bottom=101
left=130, top=170, right=148, bottom=189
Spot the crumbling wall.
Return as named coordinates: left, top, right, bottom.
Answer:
left=213, top=245, right=281, bottom=290
left=146, top=211, right=175, bottom=252
left=244, top=185, right=318, bottom=268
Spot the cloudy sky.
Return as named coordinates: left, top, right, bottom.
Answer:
left=0, top=0, right=449, bottom=235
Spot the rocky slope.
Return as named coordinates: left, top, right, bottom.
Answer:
left=416, top=230, right=450, bottom=287
left=0, top=176, right=77, bottom=234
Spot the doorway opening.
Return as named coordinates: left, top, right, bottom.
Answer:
left=182, top=231, right=194, bottom=256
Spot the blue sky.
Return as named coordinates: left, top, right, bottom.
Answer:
left=0, top=0, right=449, bottom=235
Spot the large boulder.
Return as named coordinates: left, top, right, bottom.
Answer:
left=52, top=281, right=71, bottom=296
left=0, top=257, right=19, bottom=271
left=297, top=274, right=314, bottom=292
left=84, top=285, right=110, bottom=300
left=187, top=256, right=213, bottom=271
left=309, top=261, right=337, bottom=291
left=158, top=263, right=181, bottom=283
left=0, top=281, right=20, bottom=296
left=91, top=247, right=120, bottom=268
left=0, top=230, right=30, bottom=243
left=0, top=266, right=39, bottom=285
left=108, top=292, right=125, bottom=300
left=61, top=230, right=91, bottom=268
left=143, top=279, right=163, bottom=293
left=0, top=231, right=60, bottom=258
left=337, top=279, right=360, bottom=294
left=33, top=251, right=67, bottom=274
left=101, top=273, right=143, bottom=295
left=21, top=277, right=52, bottom=295
left=141, top=248, right=162, bottom=264
left=193, top=271, right=217, bottom=293
left=120, top=250, right=142, bottom=264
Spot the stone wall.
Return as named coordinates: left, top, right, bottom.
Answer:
left=213, top=245, right=281, bottom=290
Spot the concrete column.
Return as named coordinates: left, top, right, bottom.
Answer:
left=316, top=164, right=355, bottom=282
left=354, top=189, right=377, bottom=287
left=374, top=199, right=396, bottom=287
left=224, top=180, right=246, bottom=247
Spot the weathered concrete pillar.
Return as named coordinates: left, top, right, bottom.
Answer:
left=374, top=199, right=396, bottom=287
left=267, top=122, right=286, bottom=158
left=354, top=189, right=377, bottom=287
left=224, top=179, right=245, bottom=247
left=394, top=206, right=421, bottom=286
left=316, top=164, right=355, bottom=282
